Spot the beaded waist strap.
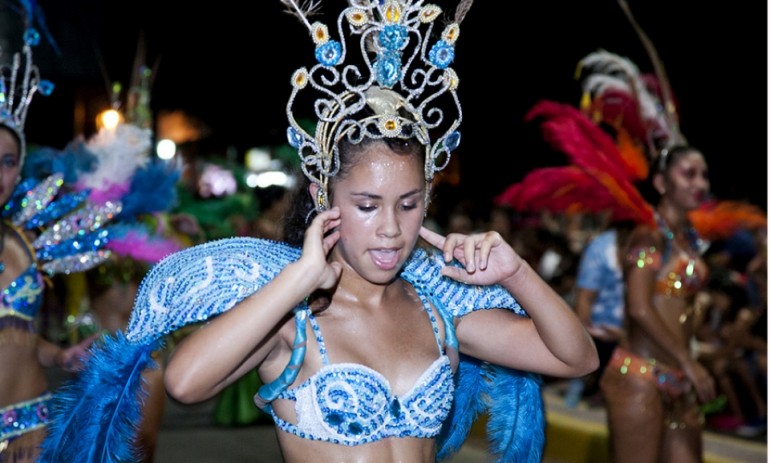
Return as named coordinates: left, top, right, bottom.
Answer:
left=0, top=393, right=52, bottom=442
left=608, top=347, right=690, bottom=399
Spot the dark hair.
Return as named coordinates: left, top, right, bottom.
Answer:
left=254, top=184, right=288, bottom=212
left=656, top=144, right=702, bottom=174
left=283, top=136, right=425, bottom=247
left=635, top=144, right=706, bottom=205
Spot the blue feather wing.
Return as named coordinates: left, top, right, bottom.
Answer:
left=486, top=367, right=545, bottom=463
left=39, top=333, right=160, bottom=463
left=401, top=247, right=525, bottom=317
left=402, top=248, right=545, bottom=462
left=124, top=237, right=300, bottom=344
left=436, top=356, right=488, bottom=461
left=41, top=237, right=301, bottom=462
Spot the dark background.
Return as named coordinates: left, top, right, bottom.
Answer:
left=8, top=0, right=768, bottom=217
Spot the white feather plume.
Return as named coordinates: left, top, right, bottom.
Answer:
left=578, top=50, right=671, bottom=142
left=77, top=124, right=152, bottom=195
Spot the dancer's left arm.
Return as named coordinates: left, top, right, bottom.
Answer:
left=419, top=227, right=598, bottom=378
left=37, top=333, right=100, bottom=372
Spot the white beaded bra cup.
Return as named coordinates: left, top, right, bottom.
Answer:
left=282, top=0, right=471, bottom=211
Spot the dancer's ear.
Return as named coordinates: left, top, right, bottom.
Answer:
left=652, top=173, right=666, bottom=196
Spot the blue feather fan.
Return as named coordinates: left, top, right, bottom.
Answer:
left=39, top=333, right=161, bottom=463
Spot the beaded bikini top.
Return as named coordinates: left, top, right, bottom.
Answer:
left=266, top=300, right=454, bottom=445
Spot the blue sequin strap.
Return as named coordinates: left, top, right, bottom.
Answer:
left=254, top=305, right=309, bottom=412
left=124, top=237, right=301, bottom=344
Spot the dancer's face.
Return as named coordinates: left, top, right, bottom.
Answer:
left=0, top=127, right=21, bottom=207
left=658, top=149, right=709, bottom=211
left=330, top=141, right=425, bottom=284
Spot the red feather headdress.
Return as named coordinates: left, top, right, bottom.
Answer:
left=495, top=100, right=655, bottom=226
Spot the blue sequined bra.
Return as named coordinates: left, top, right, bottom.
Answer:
left=0, top=266, right=44, bottom=321
left=0, top=224, right=44, bottom=331
left=268, top=303, right=455, bottom=446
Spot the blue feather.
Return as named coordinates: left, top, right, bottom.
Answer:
left=486, top=367, right=545, bottom=463
left=24, top=140, right=98, bottom=184
left=119, top=160, right=181, bottom=218
left=39, top=332, right=161, bottom=463
left=436, top=356, right=488, bottom=461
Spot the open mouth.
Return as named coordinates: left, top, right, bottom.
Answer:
left=369, top=248, right=400, bottom=271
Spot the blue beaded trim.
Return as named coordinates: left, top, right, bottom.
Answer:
left=0, top=392, right=51, bottom=442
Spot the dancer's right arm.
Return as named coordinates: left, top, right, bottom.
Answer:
left=165, top=208, right=342, bottom=403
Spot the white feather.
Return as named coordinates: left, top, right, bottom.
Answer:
left=579, top=50, right=670, bottom=139
left=78, top=123, right=152, bottom=194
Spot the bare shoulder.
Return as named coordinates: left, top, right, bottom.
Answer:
left=625, top=224, right=663, bottom=250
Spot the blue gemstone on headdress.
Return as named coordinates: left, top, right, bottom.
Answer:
left=287, top=127, right=303, bottom=148
left=374, top=51, right=402, bottom=88
left=401, top=123, right=414, bottom=137
left=315, top=41, right=342, bottom=67
left=23, top=29, right=41, bottom=47
left=380, top=25, right=408, bottom=51
left=428, top=41, right=455, bottom=69
left=446, top=131, right=461, bottom=151
left=38, top=80, right=54, bottom=96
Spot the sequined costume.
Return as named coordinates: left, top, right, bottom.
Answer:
left=0, top=173, right=128, bottom=460
left=0, top=224, right=45, bottom=337
left=40, top=237, right=545, bottom=463
left=265, top=305, right=454, bottom=445
left=605, top=347, right=689, bottom=399
left=0, top=221, right=46, bottom=460
left=626, top=245, right=707, bottom=298
left=625, top=215, right=708, bottom=299
left=601, top=216, right=708, bottom=439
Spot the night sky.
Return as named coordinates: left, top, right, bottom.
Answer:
left=10, top=0, right=769, bottom=217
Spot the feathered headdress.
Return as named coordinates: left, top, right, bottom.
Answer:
left=497, top=0, right=691, bottom=227
left=23, top=44, right=183, bottom=265
left=688, top=200, right=768, bottom=242
left=577, top=0, right=686, bottom=167
left=495, top=100, right=655, bottom=226
left=0, top=1, right=55, bottom=166
left=23, top=124, right=183, bottom=265
left=576, top=49, right=674, bottom=158
left=281, top=0, right=473, bottom=211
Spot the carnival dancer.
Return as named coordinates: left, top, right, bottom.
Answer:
left=0, top=7, right=179, bottom=462
left=495, top=4, right=725, bottom=455
left=40, top=2, right=598, bottom=462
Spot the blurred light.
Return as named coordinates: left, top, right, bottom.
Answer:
left=199, top=164, right=237, bottom=198
left=246, top=147, right=271, bottom=171
left=156, top=139, right=177, bottom=160
left=251, top=170, right=289, bottom=188
left=97, top=109, right=123, bottom=130
left=245, top=172, right=260, bottom=188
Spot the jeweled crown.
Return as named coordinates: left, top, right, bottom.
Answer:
left=0, top=27, right=54, bottom=158
left=283, top=0, right=472, bottom=211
